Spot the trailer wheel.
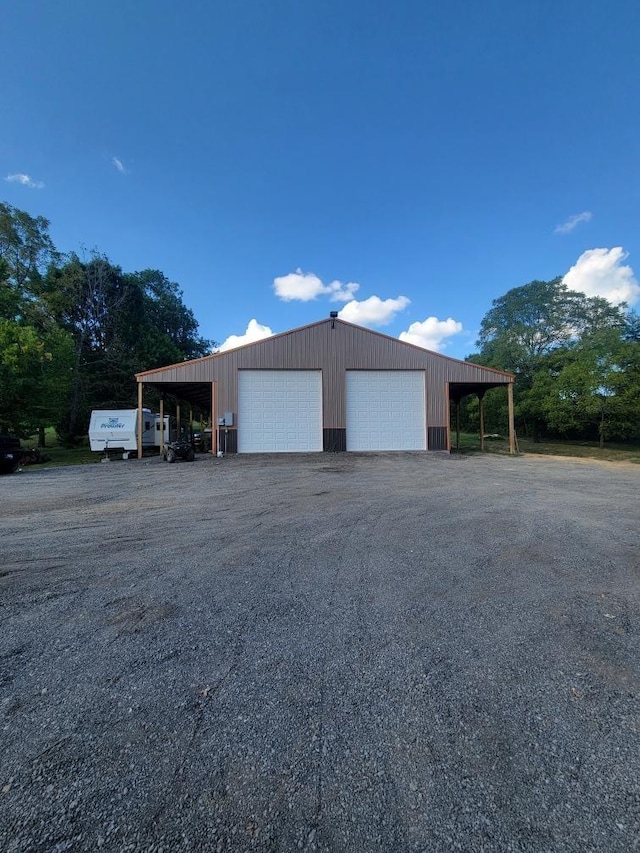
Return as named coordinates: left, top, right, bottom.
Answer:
left=166, top=447, right=176, bottom=463
left=186, top=448, right=195, bottom=462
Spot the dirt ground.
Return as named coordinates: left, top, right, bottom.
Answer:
left=1, top=452, right=639, bottom=852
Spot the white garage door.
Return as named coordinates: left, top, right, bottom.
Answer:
left=238, top=371, right=323, bottom=453
left=346, top=371, right=426, bottom=451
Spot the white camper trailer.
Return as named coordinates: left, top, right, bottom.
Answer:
left=88, top=409, right=170, bottom=453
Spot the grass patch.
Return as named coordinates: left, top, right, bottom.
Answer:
left=20, top=427, right=100, bottom=470
left=517, top=438, right=640, bottom=464
left=450, top=432, right=512, bottom=454
left=452, top=432, right=640, bottom=463
left=30, top=444, right=99, bottom=468
left=20, top=427, right=166, bottom=470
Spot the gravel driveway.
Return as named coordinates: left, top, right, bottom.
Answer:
left=1, top=452, right=639, bottom=852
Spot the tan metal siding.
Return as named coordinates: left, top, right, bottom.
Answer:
left=139, top=320, right=511, bottom=429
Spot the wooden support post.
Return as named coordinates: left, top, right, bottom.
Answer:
left=137, top=381, right=144, bottom=459
left=159, top=395, right=165, bottom=455
left=456, top=402, right=460, bottom=451
left=211, top=381, right=216, bottom=455
left=176, top=404, right=181, bottom=439
left=507, top=382, right=516, bottom=455
left=479, top=393, right=485, bottom=452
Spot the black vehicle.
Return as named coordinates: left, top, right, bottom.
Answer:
left=162, top=427, right=196, bottom=463
left=192, top=428, right=212, bottom=453
left=0, top=435, right=23, bottom=474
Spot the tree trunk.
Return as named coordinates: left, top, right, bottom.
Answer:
left=38, top=425, right=46, bottom=448
left=532, top=419, right=540, bottom=443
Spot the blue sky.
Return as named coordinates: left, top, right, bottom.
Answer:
left=3, top=0, right=640, bottom=357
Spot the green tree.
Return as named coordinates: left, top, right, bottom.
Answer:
left=39, top=256, right=212, bottom=441
left=0, top=204, right=72, bottom=439
left=475, top=279, right=627, bottom=439
left=477, top=279, right=624, bottom=375
left=39, top=253, right=144, bottom=439
left=0, top=201, right=59, bottom=297
left=624, top=311, right=640, bottom=342
left=1, top=201, right=212, bottom=442
left=539, top=330, right=640, bottom=445
left=125, top=269, right=211, bottom=367
left=0, top=319, right=73, bottom=436
left=0, top=258, right=22, bottom=320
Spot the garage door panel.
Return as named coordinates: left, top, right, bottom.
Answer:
left=238, top=371, right=322, bottom=453
left=346, top=371, right=425, bottom=451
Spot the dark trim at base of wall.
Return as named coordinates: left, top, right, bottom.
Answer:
left=323, top=428, right=346, bottom=452
left=229, top=426, right=449, bottom=453
left=428, top=426, right=448, bottom=451
left=218, top=429, right=238, bottom=454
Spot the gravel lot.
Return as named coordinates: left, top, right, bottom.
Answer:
left=1, top=451, right=639, bottom=852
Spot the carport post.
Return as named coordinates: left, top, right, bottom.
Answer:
left=176, top=404, right=181, bottom=438
left=211, top=381, right=216, bottom=454
left=455, top=401, right=460, bottom=451
left=445, top=382, right=451, bottom=451
left=507, top=382, right=516, bottom=455
left=478, top=391, right=485, bottom=451
left=137, top=381, right=143, bottom=460
left=159, top=395, right=165, bottom=455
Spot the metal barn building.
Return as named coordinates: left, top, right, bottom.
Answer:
left=135, top=316, right=515, bottom=455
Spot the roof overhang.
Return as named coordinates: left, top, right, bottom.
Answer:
left=139, top=379, right=214, bottom=412
left=448, top=380, right=512, bottom=403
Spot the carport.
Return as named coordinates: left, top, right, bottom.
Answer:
left=449, top=380, right=516, bottom=453
left=135, top=372, right=218, bottom=457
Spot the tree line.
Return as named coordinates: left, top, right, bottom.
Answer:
left=0, top=202, right=211, bottom=442
left=464, top=279, right=640, bottom=446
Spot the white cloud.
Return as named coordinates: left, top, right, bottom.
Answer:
left=273, top=268, right=359, bottom=302
left=555, top=211, right=592, bottom=234
left=111, top=157, right=127, bottom=174
left=215, top=319, right=274, bottom=352
left=325, top=279, right=360, bottom=302
left=563, top=247, right=640, bottom=306
left=5, top=173, right=44, bottom=189
left=398, top=317, right=464, bottom=352
left=338, top=295, right=410, bottom=327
